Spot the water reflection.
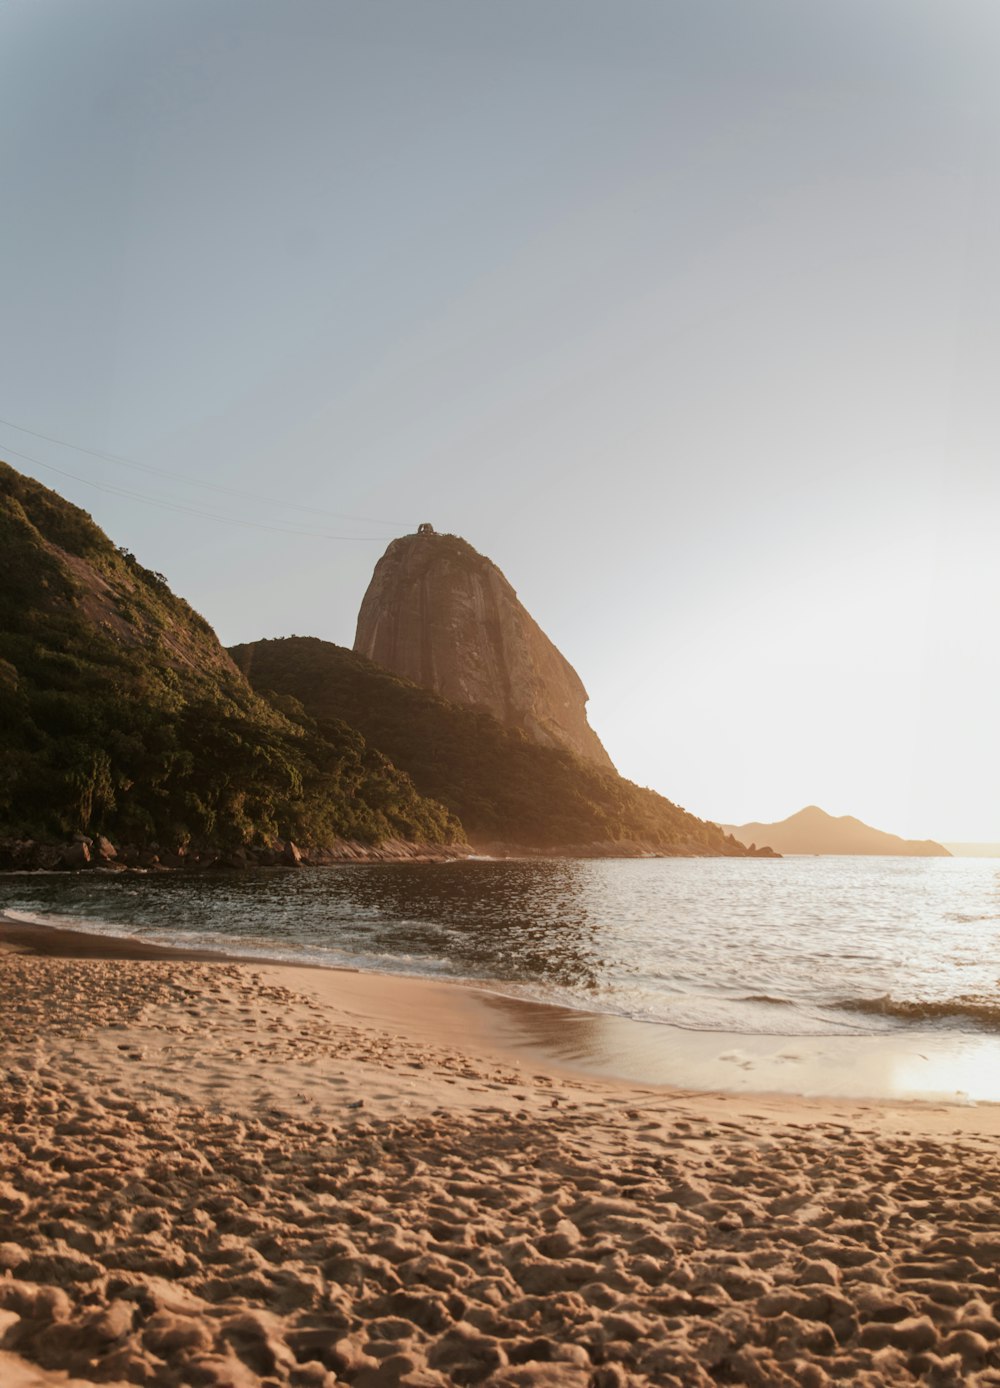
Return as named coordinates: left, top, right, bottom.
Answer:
left=6, top=856, right=1000, bottom=1043
left=0, top=861, right=608, bottom=994
left=339, top=860, right=604, bottom=992
left=480, top=992, right=1000, bottom=1103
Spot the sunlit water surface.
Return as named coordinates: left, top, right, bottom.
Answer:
left=5, top=856, right=1000, bottom=1045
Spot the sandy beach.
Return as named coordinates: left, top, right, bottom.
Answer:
left=2, top=918, right=1000, bottom=1387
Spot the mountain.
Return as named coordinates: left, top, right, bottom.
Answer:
left=724, top=806, right=950, bottom=857
left=0, top=461, right=461, bottom=865
left=1, top=467, right=772, bottom=864
left=231, top=635, right=774, bottom=858
left=354, top=526, right=614, bottom=770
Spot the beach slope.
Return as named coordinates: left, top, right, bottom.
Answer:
left=2, top=923, right=1000, bottom=1386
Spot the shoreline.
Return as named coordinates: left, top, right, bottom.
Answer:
left=4, top=912, right=1000, bottom=1111
left=0, top=836, right=775, bottom=874
left=4, top=920, right=1000, bottom=1384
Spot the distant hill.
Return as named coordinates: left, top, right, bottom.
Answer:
left=231, top=635, right=770, bottom=858
left=724, top=806, right=950, bottom=857
left=944, top=843, right=1000, bottom=858
left=0, top=461, right=460, bottom=863
left=354, top=527, right=614, bottom=770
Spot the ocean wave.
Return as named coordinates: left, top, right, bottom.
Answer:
left=3, top=907, right=127, bottom=933
left=836, top=994, right=1000, bottom=1031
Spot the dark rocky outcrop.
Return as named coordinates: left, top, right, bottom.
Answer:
left=354, top=530, right=614, bottom=770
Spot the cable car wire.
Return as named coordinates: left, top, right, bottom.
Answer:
left=1, top=444, right=392, bottom=542
left=0, top=413, right=402, bottom=527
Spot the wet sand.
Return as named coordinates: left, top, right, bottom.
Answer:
left=0, top=916, right=242, bottom=962
left=2, top=915, right=1000, bottom=1386
left=5, top=913, right=997, bottom=1106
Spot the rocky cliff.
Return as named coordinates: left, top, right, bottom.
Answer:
left=354, top=529, right=614, bottom=770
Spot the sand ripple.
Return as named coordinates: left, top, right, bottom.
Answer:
left=2, top=955, right=1000, bottom=1386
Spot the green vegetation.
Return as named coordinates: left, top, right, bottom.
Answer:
left=1, top=461, right=758, bottom=860
left=231, top=636, right=753, bottom=855
left=0, top=463, right=459, bottom=851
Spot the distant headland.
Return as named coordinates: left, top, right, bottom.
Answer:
left=724, top=805, right=950, bottom=857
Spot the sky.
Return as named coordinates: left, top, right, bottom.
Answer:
left=2, top=0, right=999, bottom=842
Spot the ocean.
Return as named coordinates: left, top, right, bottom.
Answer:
left=5, top=855, right=1000, bottom=1040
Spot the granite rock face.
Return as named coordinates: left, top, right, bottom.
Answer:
left=354, top=530, right=615, bottom=770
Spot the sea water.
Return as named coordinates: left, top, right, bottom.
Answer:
left=5, top=855, right=1000, bottom=1041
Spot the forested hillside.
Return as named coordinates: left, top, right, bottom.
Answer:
left=232, top=636, right=766, bottom=857
left=0, top=462, right=460, bottom=862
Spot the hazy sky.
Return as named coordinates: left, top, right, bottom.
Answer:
left=3, top=1, right=999, bottom=841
